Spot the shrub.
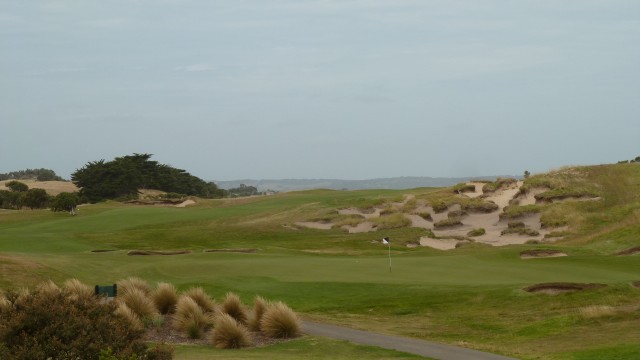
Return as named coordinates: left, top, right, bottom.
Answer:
left=152, top=282, right=178, bottom=314
left=467, top=228, right=486, bottom=237
left=248, top=296, right=268, bottom=331
left=184, top=287, right=216, bottom=313
left=222, top=292, right=248, bottom=324
left=211, top=313, right=251, bottom=349
left=147, top=343, right=175, bottom=360
left=118, top=288, right=158, bottom=320
left=0, top=292, right=11, bottom=313
left=260, top=302, right=301, bottom=339
left=0, top=289, right=149, bottom=359
left=117, top=277, right=152, bottom=297
left=173, top=296, right=212, bottom=339
left=62, top=278, right=94, bottom=301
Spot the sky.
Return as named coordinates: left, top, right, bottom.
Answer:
left=1, top=1, right=639, bottom=181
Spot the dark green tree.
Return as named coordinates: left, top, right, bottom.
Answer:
left=50, top=192, right=80, bottom=213
left=5, top=180, right=29, bottom=192
left=23, top=188, right=50, bottom=209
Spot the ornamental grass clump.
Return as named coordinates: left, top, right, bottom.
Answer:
left=114, top=302, right=144, bottom=331
left=35, top=280, right=61, bottom=298
left=62, top=278, right=93, bottom=300
left=248, top=296, right=268, bottom=331
left=173, top=296, right=212, bottom=339
left=118, top=288, right=158, bottom=320
left=117, top=277, right=152, bottom=297
left=184, top=287, right=216, bottom=313
left=211, top=313, right=252, bottom=349
left=260, top=302, right=301, bottom=339
left=152, top=282, right=178, bottom=314
left=0, top=292, right=11, bottom=313
left=222, top=292, right=248, bottom=324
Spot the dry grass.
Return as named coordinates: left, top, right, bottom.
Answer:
left=35, top=280, right=61, bottom=298
left=578, top=305, right=616, bottom=319
left=211, top=313, right=252, bottom=349
left=184, top=287, right=216, bottom=313
left=0, top=292, right=12, bottom=313
left=260, top=302, right=301, bottom=339
left=118, top=288, right=158, bottom=320
left=222, top=292, right=248, bottom=324
left=173, top=296, right=213, bottom=339
left=152, top=282, right=178, bottom=314
left=114, top=302, right=143, bottom=331
left=249, top=296, right=268, bottom=331
left=62, top=278, right=93, bottom=300
left=117, top=277, right=152, bottom=297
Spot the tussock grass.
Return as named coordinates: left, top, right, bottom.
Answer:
left=431, top=200, right=448, bottom=213
left=35, top=280, right=61, bottom=298
left=211, top=313, right=252, bottom=349
left=482, top=178, right=517, bottom=193
left=448, top=209, right=467, bottom=218
left=332, top=214, right=365, bottom=228
left=0, top=292, right=12, bottom=313
left=453, top=183, right=476, bottom=193
left=467, top=228, right=485, bottom=237
left=222, top=292, right=248, bottom=324
left=118, top=288, right=158, bottom=320
left=500, top=205, right=542, bottom=219
left=117, top=277, right=152, bottom=297
left=249, top=296, right=268, bottom=331
left=401, top=198, right=417, bottom=213
left=173, top=296, right=212, bottom=339
left=416, top=212, right=432, bottom=221
left=184, top=287, right=216, bottom=313
left=370, top=213, right=411, bottom=230
left=62, top=278, right=93, bottom=300
left=114, top=302, right=143, bottom=331
left=433, top=218, right=463, bottom=229
left=501, top=227, right=540, bottom=236
left=152, top=282, right=178, bottom=314
left=578, top=305, right=616, bottom=319
left=260, top=302, right=301, bottom=339
left=461, top=199, right=499, bottom=213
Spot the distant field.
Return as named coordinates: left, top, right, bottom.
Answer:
left=1, top=164, right=639, bottom=359
left=0, top=179, right=77, bottom=195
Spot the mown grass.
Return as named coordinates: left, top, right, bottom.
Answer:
left=1, top=164, right=640, bottom=359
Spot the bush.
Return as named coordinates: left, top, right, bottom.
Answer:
left=211, top=313, right=251, bottom=349
left=23, top=188, right=50, bottom=209
left=0, top=289, right=149, bottom=359
left=5, top=180, right=28, bottom=192
left=249, top=296, right=268, bottom=331
left=222, top=292, right=248, bottom=325
left=152, top=282, right=178, bottom=315
left=260, top=302, right=301, bottom=339
left=184, top=287, right=216, bottom=313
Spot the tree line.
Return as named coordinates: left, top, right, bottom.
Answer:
left=0, top=181, right=78, bottom=212
left=0, top=168, right=64, bottom=181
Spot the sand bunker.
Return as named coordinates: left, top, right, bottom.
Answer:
left=91, top=249, right=117, bottom=253
left=204, top=248, right=258, bottom=253
left=296, top=221, right=333, bottom=230
left=175, top=199, right=196, bottom=208
left=520, top=249, right=567, bottom=259
left=524, top=282, right=607, bottom=295
left=419, top=237, right=459, bottom=250
left=343, top=221, right=376, bottom=233
left=615, top=246, right=640, bottom=256
left=127, top=250, right=191, bottom=256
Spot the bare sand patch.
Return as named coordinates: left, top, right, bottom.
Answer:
left=296, top=221, right=333, bottom=230
left=338, top=208, right=382, bottom=219
left=419, top=237, right=459, bottom=250
left=513, top=188, right=547, bottom=206
left=524, top=282, right=607, bottom=295
left=175, top=199, right=195, bottom=208
left=632, top=281, right=640, bottom=289
left=406, top=214, right=433, bottom=230
left=462, top=182, right=486, bottom=198
left=343, top=221, right=376, bottom=233
left=127, top=250, right=191, bottom=256
left=520, top=249, right=567, bottom=259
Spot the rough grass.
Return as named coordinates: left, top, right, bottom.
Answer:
left=211, top=313, right=252, bottom=349
left=260, top=302, right=301, bottom=339
left=467, top=228, right=485, bottom=237
left=152, top=282, right=178, bottom=314
left=460, top=199, right=499, bottom=213
left=452, top=183, right=476, bottom=193
left=501, top=227, right=540, bottom=236
left=114, top=302, right=143, bottom=331
left=0, top=292, right=11, bottom=313
left=35, top=280, right=61, bottom=298
left=222, top=292, right=248, bottom=325
left=416, top=212, right=432, bottom=221
left=433, top=218, right=463, bottom=229
left=500, top=204, right=542, bottom=219
left=578, top=305, right=616, bottom=319
left=184, top=287, right=216, bottom=313
left=369, top=213, right=411, bottom=230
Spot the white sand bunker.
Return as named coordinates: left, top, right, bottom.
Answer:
left=296, top=221, right=333, bottom=230
left=175, top=199, right=196, bottom=208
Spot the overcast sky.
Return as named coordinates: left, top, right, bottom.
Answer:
left=1, top=1, right=639, bottom=181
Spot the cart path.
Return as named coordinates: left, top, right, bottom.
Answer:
left=303, top=321, right=518, bottom=360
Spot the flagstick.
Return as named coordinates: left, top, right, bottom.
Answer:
left=388, top=241, right=391, bottom=273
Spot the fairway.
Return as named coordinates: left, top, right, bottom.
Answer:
left=1, top=183, right=639, bottom=360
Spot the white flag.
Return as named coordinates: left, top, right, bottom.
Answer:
left=382, top=237, right=389, bottom=244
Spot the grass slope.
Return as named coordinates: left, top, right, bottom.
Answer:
left=1, top=164, right=639, bottom=359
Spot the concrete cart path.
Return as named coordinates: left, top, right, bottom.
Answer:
left=303, top=321, right=519, bottom=360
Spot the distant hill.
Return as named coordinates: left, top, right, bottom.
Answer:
left=215, top=176, right=518, bottom=192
